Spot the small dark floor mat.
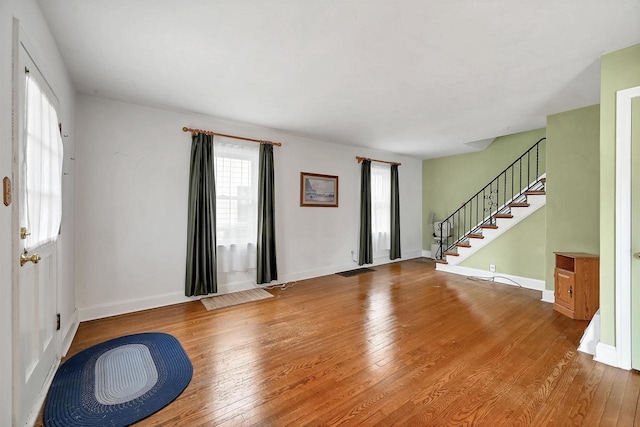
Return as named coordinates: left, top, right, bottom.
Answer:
left=336, top=267, right=375, bottom=277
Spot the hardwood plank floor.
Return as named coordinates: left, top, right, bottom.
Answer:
left=37, top=258, right=640, bottom=426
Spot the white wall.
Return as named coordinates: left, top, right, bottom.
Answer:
left=0, top=0, right=76, bottom=424
left=75, top=95, right=422, bottom=320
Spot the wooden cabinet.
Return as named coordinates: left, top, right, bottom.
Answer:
left=553, top=252, right=599, bottom=320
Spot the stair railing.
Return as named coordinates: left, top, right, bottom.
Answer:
left=435, top=137, right=546, bottom=260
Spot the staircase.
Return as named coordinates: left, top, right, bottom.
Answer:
left=433, top=138, right=546, bottom=267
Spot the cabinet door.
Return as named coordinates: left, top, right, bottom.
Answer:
left=555, top=269, right=575, bottom=310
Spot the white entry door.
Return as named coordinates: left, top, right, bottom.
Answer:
left=14, top=41, right=62, bottom=426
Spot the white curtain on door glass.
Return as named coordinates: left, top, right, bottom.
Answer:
left=24, top=75, right=64, bottom=251
left=371, top=163, right=391, bottom=254
left=214, top=140, right=259, bottom=273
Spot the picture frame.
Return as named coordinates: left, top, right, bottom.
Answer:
left=300, top=172, right=339, bottom=207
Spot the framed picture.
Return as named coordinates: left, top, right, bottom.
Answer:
left=300, top=172, right=339, bottom=207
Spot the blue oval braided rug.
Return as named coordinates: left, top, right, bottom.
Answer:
left=44, top=332, right=192, bottom=427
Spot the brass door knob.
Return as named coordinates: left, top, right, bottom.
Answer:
left=20, top=252, right=41, bottom=266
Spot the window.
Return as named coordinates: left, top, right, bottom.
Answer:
left=23, top=74, right=64, bottom=250
left=214, top=140, right=259, bottom=272
left=371, top=163, right=390, bottom=254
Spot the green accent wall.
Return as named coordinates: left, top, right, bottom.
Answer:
left=600, top=43, right=640, bottom=347
left=460, top=207, right=546, bottom=280
left=545, top=105, right=600, bottom=291
left=422, top=128, right=546, bottom=248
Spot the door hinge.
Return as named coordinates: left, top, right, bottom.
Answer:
left=56, top=314, right=60, bottom=331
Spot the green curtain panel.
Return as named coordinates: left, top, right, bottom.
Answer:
left=358, top=160, right=373, bottom=265
left=257, top=143, right=278, bottom=284
left=390, top=164, right=401, bottom=260
left=185, top=133, right=217, bottom=296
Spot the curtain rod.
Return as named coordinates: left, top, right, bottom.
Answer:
left=182, top=127, right=282, bottom=146
left=356, top=156, right=401, bottom=166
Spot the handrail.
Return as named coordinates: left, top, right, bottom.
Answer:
left=435, top=137, right=546, bottom=260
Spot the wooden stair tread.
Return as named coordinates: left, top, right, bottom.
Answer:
left=481, top=224, right=498, bottom=229
left=524, top=190, right=546, bottom=195
left=508, top=203, right=530, bottom=207
left=444, top=251, right=459, bottom=257
left=494, top=214, right=513, bottom=219
left=434, top=259, right=448, bottom=264
left=455, top=243, right=471, bottom=248
left=468, top=234, right=484, bottom=239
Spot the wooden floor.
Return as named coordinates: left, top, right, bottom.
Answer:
left=38, top=258, right=640, bottom=426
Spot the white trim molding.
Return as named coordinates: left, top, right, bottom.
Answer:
left=79, top=251, right=425, bottom=321
left=578, top=309, right=600, bottom=356
left=79, top=291, right=202, bottom=322
left=541, top=289, right=555, bottom=304
left=436, top=264, right=545, bottom=294
left=60, top=309, right=79, bottom=357
left=613, top=85, right=640, bottom=370
left=594, top=342, right=620, bottom=368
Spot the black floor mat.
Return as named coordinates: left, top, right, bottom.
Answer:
left=335, top=267, right=376, bottom=277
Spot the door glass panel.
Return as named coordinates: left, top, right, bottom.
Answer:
left=23, top=74, right=63, bottom=251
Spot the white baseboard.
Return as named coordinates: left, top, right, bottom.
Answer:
left=277, top=251, right=423, bottom=283
left=373, top=250, right=423, bottom=265
left=79, top=291, right=198, bottom=322
left=422, top=250, right=432, bottom=258
left=79, top=278, right=253, bottom=321
left=436, top=264, right=545, bottom=292
left=594, top=342, right=623, bottom=368
left=578, top=310, right=600, bottom=356
left=541, top=289, right=555, bottom=304
left=60, top=309, right=79, bottom=356
left=79, top=250, right=425, bottom=321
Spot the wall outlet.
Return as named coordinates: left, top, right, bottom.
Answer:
left=490, top=264, right=496, bottom=273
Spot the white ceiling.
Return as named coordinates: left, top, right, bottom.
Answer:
left=37, top=0, right=640, bottom=159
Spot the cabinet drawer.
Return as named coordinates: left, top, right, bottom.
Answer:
left=555, top=269, right=575, bottom=309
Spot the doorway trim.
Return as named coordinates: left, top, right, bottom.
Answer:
left=613, top=85, right=640, bottom=370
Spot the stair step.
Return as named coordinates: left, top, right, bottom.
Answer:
left=524, top=190, right=546, bottom=196
left=444, top=251, right=459, bottom=257
left=481, top=224, right=498, bottom=229
left=435, top=259, right=448, bottom=264
left=455, top=243, right=471, bottom=248
left=508, top=202, right=530, bottom=208
left=494, top=214, right=513, bottom=219
left=468, top=234, right=484, bottom=239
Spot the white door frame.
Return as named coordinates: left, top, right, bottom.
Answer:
left=613, top=85, right=640, bottom=370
